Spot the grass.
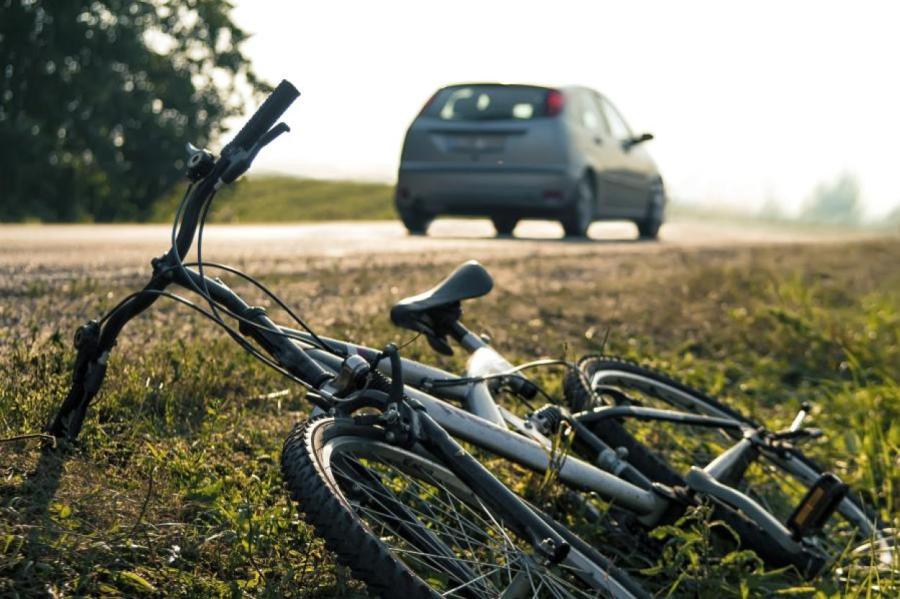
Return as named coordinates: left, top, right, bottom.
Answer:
left=1, top=239, right=898, bottom=596
left=146, top=174, right=899, bottom=232
left=149, top=176, right=395, bottom=223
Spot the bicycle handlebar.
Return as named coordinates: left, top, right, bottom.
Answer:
left=172, top=80, right=299, bottom=266
left=47, top=78, right=323, bottom=440
left=222, top=79, right=300, bottom=156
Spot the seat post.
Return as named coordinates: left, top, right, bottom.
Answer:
left=450, top=321, right=486, bottom=352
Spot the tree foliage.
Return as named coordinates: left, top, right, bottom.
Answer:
left=0, top=0, right=266, bottom=221
left=801, top=172, right=862, bottom=226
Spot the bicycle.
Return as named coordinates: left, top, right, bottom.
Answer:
left=44, top=80, right=646, bottom=598
left=283, top=262, right=894, bottom=585
left=44, top=80, right=893, bottom=597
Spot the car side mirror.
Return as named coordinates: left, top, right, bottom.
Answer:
left=625, top=132, right=654, bottom=150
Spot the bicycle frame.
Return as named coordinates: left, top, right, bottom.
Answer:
left=286, top=325, right=889, bottom=574
left=303, top=334, right=661, bottom=511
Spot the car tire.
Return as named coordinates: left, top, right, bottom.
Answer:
left=491, top=216, right=518, bottom=237
left=636, top=182, right=665, bottom=240
left=398, top=208, right=432, bottom=236
left=561, top=176, right=594, bottom=238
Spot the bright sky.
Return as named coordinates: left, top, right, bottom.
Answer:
left=231, top=0, right=900, bottom=218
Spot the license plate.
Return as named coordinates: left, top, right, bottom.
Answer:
left=450, top=135, right=503, bottom=153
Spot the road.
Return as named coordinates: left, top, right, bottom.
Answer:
left=0, top=218, right=872, bottom=282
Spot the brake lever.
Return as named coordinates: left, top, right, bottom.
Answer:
left=251, top=122, right=290, bottom=156
left=219, top=122, right=291, bottom=185
left=373, top=344, right=427, bottom=446
left=381, top=343, right=406, bottom=404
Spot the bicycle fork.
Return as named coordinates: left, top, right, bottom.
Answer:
left=46, top=320, right=108, bottom=442
left=683, top=419, right=845, bottom=578
left=404, top=399, right=572, bottom=566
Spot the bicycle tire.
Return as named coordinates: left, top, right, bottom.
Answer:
left=563, top=355, right=889, bottom=576
left=281, top=415, right=648, bottom=598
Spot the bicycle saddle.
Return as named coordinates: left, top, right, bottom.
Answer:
left=390, top=260, right=493, bottom=354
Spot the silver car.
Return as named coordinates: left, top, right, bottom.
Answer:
left=395, top=83, right=665, bottom=239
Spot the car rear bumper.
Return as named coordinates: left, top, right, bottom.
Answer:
left=396, top=163, right=578, bottom=217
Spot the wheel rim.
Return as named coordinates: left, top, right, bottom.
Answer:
left=321, top=434, right=613, bottom=598
left=586, top=368, right=890, bottom=570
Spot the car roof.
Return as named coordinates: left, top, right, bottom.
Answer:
left=438, top=82, right=599, bottom=95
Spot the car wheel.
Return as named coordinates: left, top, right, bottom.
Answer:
left=491, top=216, right=518, bottom=237
left=561, top=177, right=594, bottom=238
left=636, top=182, right=665, bottom=240
left=399, top=208, right=433, bottom=236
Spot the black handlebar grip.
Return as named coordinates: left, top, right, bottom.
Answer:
left=224, top=79, right=300, bottom=155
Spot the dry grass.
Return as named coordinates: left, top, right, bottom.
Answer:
left=1, top=238, right=898, bottom=596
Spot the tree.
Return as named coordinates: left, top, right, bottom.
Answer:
left=0, top=0, right=266, bottom=221
left=885, top=204, right=900, bottom=227
left=801, top=172, right=862, bottom=226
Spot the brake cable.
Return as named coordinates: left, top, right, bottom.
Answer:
left=146, top=163, right=339, bottom=354
left=423, top=358, right=576, bottom=411
left=184, top=186, right=339, bottom=393
left=96, top=173, right=336, bottom=402
left=424, top=358, right=574, bottom=387
left=94, top=288, right=330, bottom=409
left=182, top=260, right=338, bottom=354
left=190, top=173, right=336, bottom=354
left=98, top=179, right=197, bottom=326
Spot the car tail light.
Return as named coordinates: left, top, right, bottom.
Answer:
left=545, top=90, right=564, bottom=117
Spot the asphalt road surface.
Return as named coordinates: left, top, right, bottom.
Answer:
left=0, top=218, right=871, bottom=282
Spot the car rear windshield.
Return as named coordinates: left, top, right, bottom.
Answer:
left=425, top=85, right=551, bottom=121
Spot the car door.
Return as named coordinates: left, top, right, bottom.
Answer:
left=569, top=91, right=629, bottom=217
left=597, top=95, right=653, bottom=216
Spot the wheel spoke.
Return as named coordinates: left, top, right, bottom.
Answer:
left=324, top=440, right=607, bottom=597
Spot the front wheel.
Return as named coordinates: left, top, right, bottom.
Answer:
left=635, top=183, right=664, bottom=240
left=281, top=416, right=646, bottom=598
left=399, top=208, right=433, bottom=236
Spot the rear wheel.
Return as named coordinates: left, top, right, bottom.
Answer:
left=282, top=416, right=646, bottom=598
left=399, top=208, right=433, bottom=236
left=561, top=177, right=594, bottom=238
left=491, top=216, right=519, bottom=237
left=564, top=355, right=892, bottom=578
left=635, top=183, right=664, bottom=240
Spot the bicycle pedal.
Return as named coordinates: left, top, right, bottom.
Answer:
left=786, top=472, right=848, bottom=539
